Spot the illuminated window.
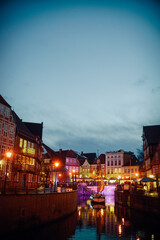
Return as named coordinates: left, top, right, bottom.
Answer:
left=26, top=157, right=29, bottom=164
left=23, top=140, right=27, bottom=153
left=19, top=138, right=23, bottom=148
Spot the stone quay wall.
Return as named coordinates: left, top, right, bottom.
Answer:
left=115, top=190, right=160, bottom=217
left=0, top=190, right=78, bottom=233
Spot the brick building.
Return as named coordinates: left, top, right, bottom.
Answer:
left=0, top=95, right=16, bottom=191
left=12, top=111, right=43, bottom=189
left=142, top=125, right=160, bottom=177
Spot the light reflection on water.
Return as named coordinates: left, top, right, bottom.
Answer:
left=3, top=192, right=160, bottom=240
left=69, top=194, right=159, bottom=240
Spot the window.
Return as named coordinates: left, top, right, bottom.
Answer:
left=19, top=138, right=23, bottom=148
left=111, top=161, right=113, bottom=166
left=2, top=145, right=5, bottom=153
left=114, top=168, right=117, bottom=173
left=115, top=161, right=117, bottom=166
left=23, top=140, right=27, bottom=153
left=5, top=107, right=10, bottom=117
left=125, top=169, right=127, bottom=173
left=3, top=124, right=8, bottom=137
left=0, top=104, right=4, bottom=114
left=27, top=141, right=30, bottom=148
left=66, top=159, right=68, bottom=163
left=119, top=160, right=121, bottom=165
left=107, top=169, right=110, bottom=174
left=128, top=169, right=130, bottom=173
left=108, top=161, right=110, bottom=166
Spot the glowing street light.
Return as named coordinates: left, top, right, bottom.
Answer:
left=55, top=162, right=59, bottom=168
left=72, top=169, right=76, bottom=182
left=54, top=161, right=60, bottom=192
left=3, top=151, right=12, bottom=194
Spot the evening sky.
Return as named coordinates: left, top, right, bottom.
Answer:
left=1, top=0, right=160, bottom=155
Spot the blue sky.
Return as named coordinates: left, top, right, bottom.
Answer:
left=1, top=0, right=160, bottom=155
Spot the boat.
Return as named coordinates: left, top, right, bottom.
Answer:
left=90, top=202, right=106, bottom=209
left=90, top=158, right=105, bottom=205
left=90, top=193, right=105, bottom=204
left=90, top=179, right=105, bottom=204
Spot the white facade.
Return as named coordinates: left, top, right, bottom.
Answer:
left=105, top=150, right=124, bottom=179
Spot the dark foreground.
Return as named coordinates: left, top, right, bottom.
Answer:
left=2, top=195, right=160, bottom=240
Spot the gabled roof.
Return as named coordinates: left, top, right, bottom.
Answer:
left=42, top=143, right=56, bottom=158
left=24, top=122, right=43, bottom=140
left=93, top=154, right=105, bottom=165
left=12, top=110, right=35, bottom=141
left=143, top=125, right=160, bottom=145
left=0, top=95, right=11, bottom=107
left=81, top=152, right=97, bottom=164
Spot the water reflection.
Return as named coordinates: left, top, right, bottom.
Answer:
left=70, top=196, right=159, bottom=240
left=3, top=195, right=160, bottom=240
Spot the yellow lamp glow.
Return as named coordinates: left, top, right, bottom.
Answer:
left=55, top=162, right=59, bottom=167
left=6, top=151, right=12, bottom=158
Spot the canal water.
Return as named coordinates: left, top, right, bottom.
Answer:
left=3, top=192, right=160, bottom=240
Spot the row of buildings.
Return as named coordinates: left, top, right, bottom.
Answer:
left=0, top=95, right=160, bottom=191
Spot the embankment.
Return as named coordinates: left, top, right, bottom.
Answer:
left=0, top=190, right=78, bottom=233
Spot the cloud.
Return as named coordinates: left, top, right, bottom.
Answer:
left=151, top=86, right=160, bottom=94
left=43, top=122, right=142, bottom=155
left=134, top=76, right=148, bottom=87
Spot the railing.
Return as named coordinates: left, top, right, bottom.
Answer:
left=0, top=186, right=75, bottom=195
left=0, top=182, right=78, bottom=195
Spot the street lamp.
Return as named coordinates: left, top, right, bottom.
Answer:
left=3, top=151, right=12, bottom=194
left=54, top=161, right=59, bottom=191
left=72, top=169, right=75, bottom=182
